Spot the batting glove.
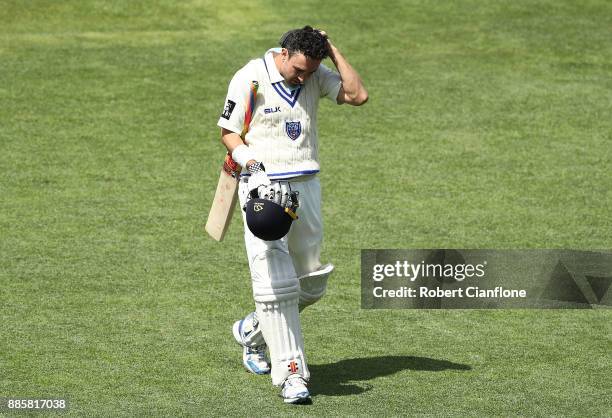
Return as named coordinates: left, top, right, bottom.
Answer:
left=247, top=162, right=271, bottom=198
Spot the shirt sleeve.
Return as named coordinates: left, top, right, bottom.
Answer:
left=317, top=63, right=342, bottom=104
left=217, top=67, right=251, bottom=135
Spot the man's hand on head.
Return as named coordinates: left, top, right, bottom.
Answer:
left=315, top=29, right=337, bottom=60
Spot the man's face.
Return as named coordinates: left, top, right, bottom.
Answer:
left=279, top=49, right=321, bottom=86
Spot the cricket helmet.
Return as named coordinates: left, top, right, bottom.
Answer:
left=245, top=198, right=298, bottom=241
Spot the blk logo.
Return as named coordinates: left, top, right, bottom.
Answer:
left=264, top=106, right=281, bottom=114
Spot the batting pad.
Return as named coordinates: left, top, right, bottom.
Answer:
left=250, top=249, right=308, bottom=385
left=299, top=263, right=334, bottom=311
left=238, top=312, right=265, bottom=347
left=250, top=248, right=299, bottom=302
left=256, top=298, right=309, bottom=386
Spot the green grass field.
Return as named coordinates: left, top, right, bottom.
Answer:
left=1, top=0, right=611, bottom=416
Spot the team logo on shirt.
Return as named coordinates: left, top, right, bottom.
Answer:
left=285, top=121, right=301, bottom=140
left=221, top=99, right=236, bottom=120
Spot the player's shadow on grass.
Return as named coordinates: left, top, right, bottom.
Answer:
left=309, top=356, right=471, bottom=397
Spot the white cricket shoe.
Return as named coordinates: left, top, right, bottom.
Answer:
left=232, top=313, right=270, bottom=375
left=280, top=374, right=311, bottom=404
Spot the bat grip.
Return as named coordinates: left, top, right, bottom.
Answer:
left=223, top=153, right=241, bottom=178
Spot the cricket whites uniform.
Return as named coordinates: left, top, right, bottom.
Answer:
left=218, top=48, right=341, bottom=385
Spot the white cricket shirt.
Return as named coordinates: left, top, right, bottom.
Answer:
left=217, top=48, right=342, bottom=179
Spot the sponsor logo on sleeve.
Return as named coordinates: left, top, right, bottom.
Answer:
left=221, top=99, right=236, bottom=120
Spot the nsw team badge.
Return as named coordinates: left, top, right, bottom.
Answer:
left=285, top=121, right=301, bottom=140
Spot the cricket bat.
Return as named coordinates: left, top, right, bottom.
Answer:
left=205, top=154, right=241, bottom=241
left=205, top=80, right=259, bottom=241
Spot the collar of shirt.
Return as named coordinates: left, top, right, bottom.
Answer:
left=264, top=48, right=295, bottom=87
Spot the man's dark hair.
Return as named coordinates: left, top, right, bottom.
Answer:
left=279, top=26, right=329, bottom=60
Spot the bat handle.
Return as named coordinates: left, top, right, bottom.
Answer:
left=223, top=153, right=241, bottom=178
